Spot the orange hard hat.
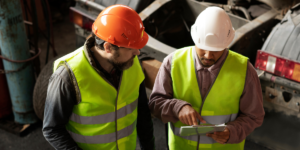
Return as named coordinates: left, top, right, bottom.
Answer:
left=92, top=5, right=149, bottom=49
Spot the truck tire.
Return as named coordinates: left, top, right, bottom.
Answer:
left=33, top=56, right=61, bottom=120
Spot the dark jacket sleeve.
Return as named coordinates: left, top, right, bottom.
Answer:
left=42, top=66, right=82, bottom=150
left=136, top=81, right=155, bottom=150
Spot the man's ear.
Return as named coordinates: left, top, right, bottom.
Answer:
left=103, top=42, right=112, bottom=53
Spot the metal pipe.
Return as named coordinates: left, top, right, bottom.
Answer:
left=232, top=6, right=252, bottom=20
left=76, top=0, right=106, bottom=11
left=0, top=0, right=38, bottom=124
left=199, top=2, right=251, bottom=20
left=229, top=9, right=278, bottom=48
left=180, top=14, right=190, bottom=32
left=139, top=0, right=171, bottom=21
left=23, top=20, right=33, bottom=26
left=257, top=70, right=300, bottom=91
left=145, top=35, right=176, bottom=55
left=30, top=0, right=41, bottom=75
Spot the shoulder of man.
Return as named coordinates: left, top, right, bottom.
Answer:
left=50, top=65, right=80, bottom=104
left=51, top=66, right=73, bottom=86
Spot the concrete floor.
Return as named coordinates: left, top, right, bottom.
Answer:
left=0, top=15, right=271, bottom=150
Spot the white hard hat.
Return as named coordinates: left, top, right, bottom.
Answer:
left=191, top=7, right=235, bottom=51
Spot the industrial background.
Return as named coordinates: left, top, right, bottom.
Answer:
left=1, top=0, right=300, bottom=150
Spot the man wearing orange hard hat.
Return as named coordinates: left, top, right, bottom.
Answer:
left=43, top=5, right=155, bottom=150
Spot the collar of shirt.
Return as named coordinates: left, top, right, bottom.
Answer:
left=193, top=46, right=229, bottom=78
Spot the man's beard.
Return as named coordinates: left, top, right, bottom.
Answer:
left=108, top=51, right=135, bottom=71
left=200, top=58, right=215, bottom=67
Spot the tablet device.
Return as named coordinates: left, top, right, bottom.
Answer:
left=179, top=123, right=226, bottom=136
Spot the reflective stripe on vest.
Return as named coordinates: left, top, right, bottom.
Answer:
left=69, top=98, right=138, bottom=124
left=53, top=46, right=144, bottom=150
left=169, top=46, right=247, bottom=150
left=68, top=120, right=137, bottom=144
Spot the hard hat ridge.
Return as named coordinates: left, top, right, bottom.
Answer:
left=92, top=4, right=149, bottom=49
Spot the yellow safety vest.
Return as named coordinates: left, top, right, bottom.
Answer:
left=53, top=46, right=144, bottom=150
left=169, top=46, right=247, bottom=150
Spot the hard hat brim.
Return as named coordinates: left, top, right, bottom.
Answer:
left=92, top=29, right=149, bottom=49
left=132, top=30, right=149, bottom=49
left=195, top=44, right=226, bottom=51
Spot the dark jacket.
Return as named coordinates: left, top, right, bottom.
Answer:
left=42, top=37, right=155, bottom=150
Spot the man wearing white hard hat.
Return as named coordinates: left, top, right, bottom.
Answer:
left=149, top=7, right=264, bottom=150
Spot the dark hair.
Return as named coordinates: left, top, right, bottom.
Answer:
left=92, top=33, right=119, bottom=51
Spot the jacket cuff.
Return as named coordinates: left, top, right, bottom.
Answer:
left=173, top=99, right=192, bottom=118
left=226, top=124, right=237, bottom=143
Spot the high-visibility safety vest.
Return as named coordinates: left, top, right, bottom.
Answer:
left=169, top=46, right=248, bottom=150
left=53, top=46, right=145, bottom=150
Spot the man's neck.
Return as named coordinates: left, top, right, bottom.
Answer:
left=91, top=46, right=114, bottom=73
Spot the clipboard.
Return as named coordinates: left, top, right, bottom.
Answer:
left=179, top=123, right=226, bottom=136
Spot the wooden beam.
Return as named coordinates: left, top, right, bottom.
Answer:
left=142, top=59, right=162, bottom=90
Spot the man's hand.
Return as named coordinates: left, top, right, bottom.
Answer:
left=178, top=105, right=206, bottom=125
left=206, top=127, right=230, bottom=144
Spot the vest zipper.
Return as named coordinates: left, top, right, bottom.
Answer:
left=88, top=47, right=124, bottom=149
left=192, top=48, right=223, bottom=150
left=115, top=72, right=123, bottom=150
left=196, top=78, right=216, bottom=150
left=91, top=65, right=122, bottom=150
